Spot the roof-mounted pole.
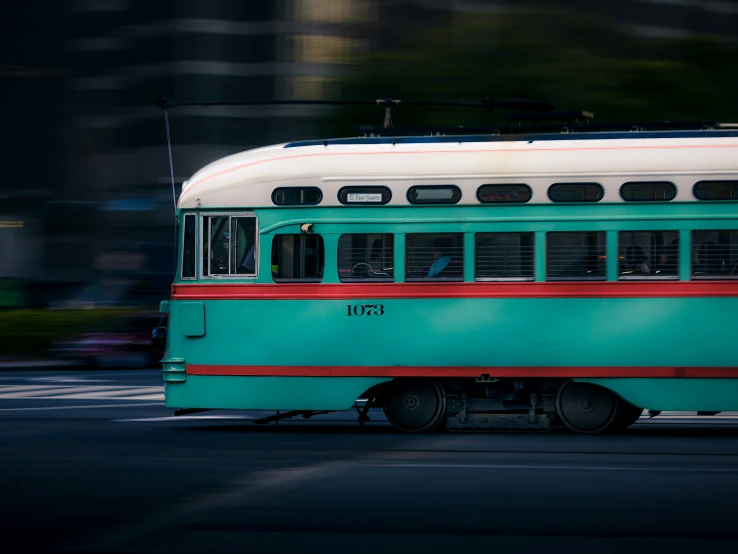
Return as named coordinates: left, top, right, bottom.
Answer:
left=158, top=97, right=178, bottom=216
left=163, top=110, right=177, bottom=215
left=377, top=98, right=401, bottom=128
left=157, top=97, right=180, bottom=284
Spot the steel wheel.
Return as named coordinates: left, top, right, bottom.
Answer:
left=556, top=381, right=618, bottom=434
left=383, top=379, right=446, bottom=433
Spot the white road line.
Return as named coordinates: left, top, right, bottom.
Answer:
left=0, top=385, right=164, bottom=400
left=29, top=370, right=159, bottom=381
left=378, top=463, right=738, bottom=473
left=0, top=402, right=163, bottom=412
left=104, top=413, right=738, bottom=425
left=29, top=377, right=108, bottom=383
left=0, top=385, right=71, bottom=393
left=0, top=386, right=136, bottom=398
left=112, top=394, right=165, bottom=401
left=56, top=387, right=163, bottom=399
left=638, top=417, right=736, bottom=420
left=114, top=415, right=253, bottom=422
left=633, top=416, right=727, bottom=424
left=632, top=413, right=738, bottom=419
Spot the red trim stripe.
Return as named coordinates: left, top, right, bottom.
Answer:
left=187, top=365, right=738, bottom=378
left=172, top=281, right=738, bottom=300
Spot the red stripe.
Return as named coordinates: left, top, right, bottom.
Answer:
left=187, top=365, right=738, bottom=378
left=172, top=281, right=738, bottom=300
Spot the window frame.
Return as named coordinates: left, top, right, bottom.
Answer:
left=476, top=184, right=532, bottom=204
left=180, top=213, right=198, bottom=280
left=338, top=186, right=392, bottom=205
left=620, top=181, right=677, bottom=202
left=548, top=182, right=604, bottom=203
left=617, top=231, right=680, bottom=281
left=199, top=212, right=259, bottom=280
left=271, top=186, right=323, bottom=206
left=407, top=185, right=462, bottom=205
left=691, top=230, right=738, bottom=280
left=545, top=231, right=607, bottom=281
left=474, top=232, right=535, bottom=281
left=337, top=233, right=395, bottom=282
left=271, top=233, right=325, bottom=283
left=405, top=232, right=464, bottom=282
left=692, top=180, right=738, bottom=201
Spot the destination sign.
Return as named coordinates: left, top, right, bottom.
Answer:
left=346, top=193, right=383, bottom=203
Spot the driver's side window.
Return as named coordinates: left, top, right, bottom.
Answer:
left=338, top=233, right=394, bottom=282
left=201, top=214, right=258, bottom=277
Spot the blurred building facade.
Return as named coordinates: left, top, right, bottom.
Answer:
left=3, top=0, right=391, bottom=307
left=61, top=0, right=411, bottom=307
left=2, top=0, right=737, bottom=307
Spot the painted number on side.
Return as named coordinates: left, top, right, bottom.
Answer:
left=346, top=304, right=385, bottom=316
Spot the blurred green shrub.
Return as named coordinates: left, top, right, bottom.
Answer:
left=0, top=309, right=136, bottom=356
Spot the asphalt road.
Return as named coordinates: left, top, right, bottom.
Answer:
left=2, top=368, right=738, bottom=554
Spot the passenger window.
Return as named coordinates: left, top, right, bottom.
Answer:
left=693, top=181, right=738, bottom=201
left=547, top=232, right=606, bottom=280
left=620, top=182, right=676, bottom=201
left=692, top=230, right=738, bottom=278
left=272, top=187, right=322, bottom=206
left=406, top=233, right=463, bottom=281
left=181, top=214, right=196, bottom=279
left=475, top=233, right=534, bottom=280
left=338, top=234, right=394, bottom=282
left=619, top=231, right=679, bottom=279
left=407, top=185, right=461, bottom=205
left=548, top=183, right=603, bottom=203
left=272, top=234, right=324, bottom=282
left=202, top=215, right=257, bottom=277
left=477, top=184, right=532, bottom=204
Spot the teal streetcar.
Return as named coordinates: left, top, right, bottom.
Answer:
left=159, top=104, right=738, bottom=433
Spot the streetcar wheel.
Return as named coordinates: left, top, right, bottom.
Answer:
left=556, top=382, right=618, bottom=434
left=383, top=379, right=446, bottom=433
left=611, top=399, right=644, bottom=430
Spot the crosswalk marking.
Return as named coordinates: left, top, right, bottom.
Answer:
left=0, top=386, right=128, bottom=398
left=54, top=387, right=164, bottom=400
left=0, top=385, right=164, bottom=401
left=118, top=394, right=167, bottom=401
left=0, top=385, right=73, bottom=393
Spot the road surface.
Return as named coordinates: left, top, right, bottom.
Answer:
left=1, top=368, right=738, bottom=554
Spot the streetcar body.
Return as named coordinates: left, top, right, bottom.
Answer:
left=162, top=130, right=738, bottom=432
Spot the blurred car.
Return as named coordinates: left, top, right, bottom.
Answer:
left=51, top=312, right=168, bottom=368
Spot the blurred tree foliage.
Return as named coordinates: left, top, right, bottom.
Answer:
left=325, top=10, right=738, bottom=135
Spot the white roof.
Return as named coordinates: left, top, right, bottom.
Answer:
left=178, top=135, right=738, bottom=209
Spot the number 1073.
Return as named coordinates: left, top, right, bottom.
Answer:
left=346, top=304, right=384, bottom=316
